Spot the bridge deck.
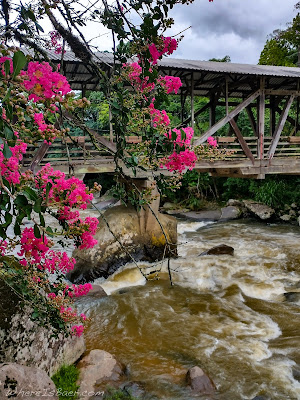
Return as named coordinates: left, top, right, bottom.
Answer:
left=22, top=135, right=300, bottom=178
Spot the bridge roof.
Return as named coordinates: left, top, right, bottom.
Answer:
left=34, top=49, right=300, bottom=97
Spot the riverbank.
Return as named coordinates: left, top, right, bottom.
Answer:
left=161, top=198, right=300, bottom=225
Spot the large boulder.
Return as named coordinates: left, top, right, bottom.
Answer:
left=77, top=349, right=125, bottom=399
left=186, top=366, right=215, bottom=396
left=0, top=363, right=58, bottom=400
left=199, top=244, right=234, bottom=256
left=243, top=200, right=275, bottom=220
left=0, top=304, right=85, bottom=376
left=220, top=206, right=242, bottom=220
left=67, top=205, right=177, bottom=283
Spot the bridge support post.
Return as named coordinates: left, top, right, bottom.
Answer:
left=132, top=178, right=160, bottom=234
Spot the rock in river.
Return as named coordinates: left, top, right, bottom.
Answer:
left=199, top=244, right=234, bottom=256
left=186, top=366, right=215, bottom=396
left=243, top=200, right=275, bottom=220
left=67, top=205, right=177, bottom=283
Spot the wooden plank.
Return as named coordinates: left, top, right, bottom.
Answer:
left=258, top=80, right=265, bottom=160
left=191, top=72, right=195, bottom=129
left=193, top=89, right=261, bottom=146
left=288, top=136, right=300, bottom=143
left=246, top=106, right=257, bottom=136
left=217, top=137, right=237, bottom=143
left=267, top=95, right=295, bottom=159
left=229, top=119, right=255, bottom=163
left=265, top=89, right=300, bottom=96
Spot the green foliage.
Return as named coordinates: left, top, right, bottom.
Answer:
left=259, top=38, right=295, bottom=66
left=103, top=388, right=137, bottom=400
left=209, top=55, right=231, bottom=62
left=51, top=365, right=79, bottom=400
left=83, top=173, right=115, bottom=193
left=158, top=171, right=220, bottom=210
left=222, top=176, right=300, bottom=209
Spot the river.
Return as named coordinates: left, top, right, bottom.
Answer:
left=76, top=219, right=300, bottom=399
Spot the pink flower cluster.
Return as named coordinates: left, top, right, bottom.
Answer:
left=122, top=62, right=155, bottom=93
left=149, top=36, right=178, bottom=65
left=23, top=61, right=71, bottom=102
left=34, top=113, right=48, bottom=131
left=18, top=227, right=49, bottom=264
left=49, top=31, right=65, bottom=55
left=65, top=283, right=93, bottom=298
left=35, top=164, right=99, bottom=249
left=18, top=227, right=75, bottom=274
left=164, top=149, right=197, bottom=173
left=35, top=164, right=94, bottom=209
left=149, top=103, right=170, bottom=128
left=158, top=76, right=182, bottom=94
left=166, top=127, right=194, bottom=148
left=207, top=136, right=218, bottom=147
left=0, top=141, right=27, bottom=185
left=161, top=127, right=197, bottom=173
left=71, top=325, right=84, bottom=337
left=44, top=250, right=76, bottom=273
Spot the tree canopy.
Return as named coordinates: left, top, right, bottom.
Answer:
left=259, top=2, right=300, bottom=66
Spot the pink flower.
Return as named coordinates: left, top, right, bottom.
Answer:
left=207, top=136, right=218, bottom=148
left=159, top=76, right=182, bottom=94
left=71, top=325, right=84, bottom=337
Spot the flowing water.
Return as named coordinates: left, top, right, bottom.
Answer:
left=76, top=219, right=300, bottom=400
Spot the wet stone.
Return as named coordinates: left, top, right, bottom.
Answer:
left=284, top=292, right=300, bottom=302
left=186, top=366, right=215, bottom=396
left=199, top=244, right=234, bottom=256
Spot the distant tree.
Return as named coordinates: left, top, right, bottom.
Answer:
left=209, top=55, right=231, bottom=62
left=259, top=3, right=300, bottom=66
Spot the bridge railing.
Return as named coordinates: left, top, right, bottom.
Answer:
left=216, top=136, right=300, bottom=159
left=22, top=135, right=300, bottom=169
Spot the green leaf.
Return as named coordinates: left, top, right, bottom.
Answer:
left=2, top=142, right=12, bottom=158
left=2, top=88, right=11, bottom=103
left=46, top=226, right=54, bottom=237
left=24, top=187, right=38, bottom=201
left=39, top=213, right=45, bottom=227
left=14, top=222, right=21, bottom=236
left=0, top=227, right=6, bottom=239
left=4, top=212, right=12, bottom=227
left=45, top=182, right=52, bottom=203
left=4, top=60, right=10, bottom=77
left=12, top=51, right=27, bottom=78
left=4, top=125, right=13, bottom=140
left=35, top=22, right=44, bottom=33
left=34, top=224, right=41, bottom=238
left=15, top=195, right=28, bottom=207
left=33, top=198, right=42, bottom=213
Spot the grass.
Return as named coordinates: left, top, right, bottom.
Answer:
left=51, top=365, right=80, bottom=400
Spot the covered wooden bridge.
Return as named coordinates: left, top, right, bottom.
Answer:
left=24, top=50, right=300, bottom=179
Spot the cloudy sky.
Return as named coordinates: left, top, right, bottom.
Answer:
left=42, top=0, right=297, bottom=65
left=168, top=0, right=297, bottom=64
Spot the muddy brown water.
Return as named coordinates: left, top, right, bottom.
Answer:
left=75, top=220, right=300, bottom=399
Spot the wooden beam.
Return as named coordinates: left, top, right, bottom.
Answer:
left=265, top=89, right=300, bottom=96
left=191, top=72, right=195, bottom=129
left=225, top=76, right=229, bottom=116
left=246, top=105, right=257, bottom=136
left=193, top=89, right=261, bottom=145
left=258, top=79, right=265, bottom=159
left=229, top=119, right=255, bottom=163
left=209, top=93, right=216, bottom=127
left=268, top=95, right=295, bottom=159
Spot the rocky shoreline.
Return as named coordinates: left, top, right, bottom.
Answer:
left=162, top=198, right=300, bottom=225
